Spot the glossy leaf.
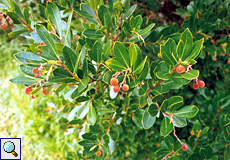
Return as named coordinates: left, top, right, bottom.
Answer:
left=129, top=43, right=137, bottom=68
left=88, top=104, right=97, bottom=125
left=124, top=4, right=137, bottom=19
left=142, top=108, right=156, bottom=129
left=181, top=69, right=199, bottom=80
left=173, top=105, right=199, bottom=118
left=63, top=46, right=77, bottom=72
left=8, top=29, right=29, bottom=38
left=185, top=38, right=204, bottom=61
left=167, top=96, right=184, bottom=112
left=83, top=29, right=104, bottom=39
left=160, top=116, right=173, bottom=137
left=133, top=56, right=147, bottom=74
left=103, top=40, right=111, bottom=60
left=113, top=41, right=130, bottom=68
left=133, top=109, right=144, bottom=128
left=98, top=5, right=111, bottom=27
left=90, top=41, right=102, bottom=63
left=10, top=77, right=38, bottom=85
left=138, top=23, right=155, bottom=35
left=148, top=103, right=159, bottom=117
left=105, top=59, right=126, bottom=71
left=47, top=2, right=62, bottom=39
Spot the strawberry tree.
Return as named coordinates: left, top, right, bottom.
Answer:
left=1, top=0, right=229, bottom=159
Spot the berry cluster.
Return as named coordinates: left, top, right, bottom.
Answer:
left=110, top=77, right=129, bottom=93
left=0, top=12, right=12, bottom=29
left=37, top=41, right=45, bottom=55
left=193, top=79, right=205, bottom=90
left=32, top=66, right=43, bottom=77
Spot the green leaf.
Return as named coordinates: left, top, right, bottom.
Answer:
left=173, top=105, right=199, bottom=118
left=177, top=28, right=193, bottom=61
left=139, top=82, right=148, bottom=96
left=74, top=9, right=96, bottom=18
left=148, top=103, right=159, bottom=117
left=102, top=40, right=111, bottom=61
left=74, top=46, right=85, bottom=74
left=124, top=4, right=137, bottom=19
left=47, top=2, right=62, bottom=39
left=181, top=69, right=199, bottom=80
left=20, top=65, right=36, bottom=77
left=39, top=4, right=47, bottom=19
left=77, top=102, right=90, bottom=119
left=138, top=23, right=155, bottom=35
left=130, top=15, right=142, bottom=31
left=8, top=29, right=29, bottom=38
left=133, top=56, right=147, bottom=74
left=55, top=84, right=67, bottom=94
left=136, top=62, right=148, bottom=80
left=64, top=10, right=73, bottom=45
left=63, top=46, right=77, bottom=72
left=9, top=77, right=38, bottom=85
left=36, top=25, right=58, bottom=60
left=23, top=8, right=31, bottom=25
left=167, top=96, right=184, bottom=112
left=110, top=128, right=119, bottom=141
left=78, top=76, right=89, bottom=93
left=49, top=76, right=72, bottom=83
left=88, top=104, right=97, bottom=125
left=160, top=38, right=178, bottom=67
left=172, top=72, right=190, bottom=85
left=89, top=0, right=100, bottom=9
left=156, top=71, right=171, bottom=80
left=90, top=41, right=102, bottom=63
left=113, top=41, right=130, bottom=68
left=14, top=52, right=43, bottom=64
left=160, top=116, right=173, bottom=137
left=129, top=43, right=137, bottom=68
left=83, top=29, right=104, bottom=39
left=79, top=140, right=97, bottom=148
left=13, top=1, right=23, bottom=18
left=105, top=59, right=126, bottom=71
left=98, top=5, right=111, bottom=27
left=185, top=38, right=204, bottom=61
left=142, top=108, right=156, bottom=129
left=133, top=109, right=144, bottom=128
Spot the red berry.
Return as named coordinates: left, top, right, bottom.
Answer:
left=110, top=77, right=119, bottom=86
left=54, top=110, right=57, bottom=113
left=0, top=24, right=4, bottom=29
left=40, top=41, right=45, bottom=46
left=213, top=57, right=217, bottom=61
left=32, top=68, right=39, bottom=74
left=78, top=130, right=81, bottom=133
left=65, top=129, right=68, bottom=133
left=182, top=144, right=187, bottom=151
left=228, top=53, right=230, bottom=57
left=228, top=58, right=230, bottom=65
left=113, top=85, right=120, bottom=93
left=176, top=65, right=185, bottom=74
left=46, top=108, right=50, bottom=113
left=42, top=88, right=48, bottom=95
left=96, top=151, right=101, bottom=157
left=31, top=95, right=35, bottom=99
left=198, top=80, right=205, bottom=88
left=25, top=87, right=31, bottom=95
left=122, top=84, right=129, bottom=91
left=211, top=39, right=215, bottom=44
left=193, top=83, right=199, bottom=90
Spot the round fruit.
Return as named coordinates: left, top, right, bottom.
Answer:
left=122, top=84, right=129, bottom=91
left=31, top=95, right=35, bottom=99
left=110, top=78, right=118, bottom=86
left=182, top=144, right=187, bottom=151
left=42, top=88, right=48, bottom=95
left=213, top=57, right=217, bottom=61
left=211, top=39, right=215, bottom=44
left=40, top=41, right=45, bottom=46
left=25, top=87, right=31, bottom=95
left=113, top=85, right=120, bottom=93
left=228, top=58, right=230, bottom=65
left=176, top=65, right=185, bottom=74
left=65, top=129, right=68, bottom=133
left=96, top=151, right=101, bottom=157
left=46, top=108, right=50, bottom=113
left=198, top=80, right=205, bottom=88
left=193, top=83, right=199, bottom=90
left=32, top=68, right=39, bottom=74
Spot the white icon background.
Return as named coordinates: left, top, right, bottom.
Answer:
left=1, top=138, right=21, bottom=160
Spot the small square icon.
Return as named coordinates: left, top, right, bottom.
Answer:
left=0, top=138, right=21, bottom=160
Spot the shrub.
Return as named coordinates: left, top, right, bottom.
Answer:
left=1, top=0, right=230, bottom=159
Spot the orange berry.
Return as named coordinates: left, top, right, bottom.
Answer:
left=40, top=41, right=45, bottom=46
left=193, top=83, right=199, bottom=90
left=96, top=151, right=101, bottom=157
left=54, top=110, right=57, bottom=113
left=228, top=53, right=230, bottom=57
left=228, top=58, right=230, bottom=65
left=42, top=88, right=48, bottom=95
left=65, top=129, right=68, bottom=133
left=198, top=80, right=205, bottom=88
left=110, top=77, right=118, bottom=86
left=32, top=68, right=39, bottom=74
left=176, top=65, right=185, bottom=74
left=213, top=57, right=217, bottom=61
left=190, top=130, right=195, bottom=135
left=122, top=84, right=129, bottom=91
left=182, top=144, right=187, bottom=151
left=211, top=39, right=215, bottom=44
left=25, top=87, right=31, bottom=95
left=113, top=85, right=120, bottom=93
left=46, top=108, right=50, bottom=113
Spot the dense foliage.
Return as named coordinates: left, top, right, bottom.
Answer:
left=1, top=0, right=230, bottom=159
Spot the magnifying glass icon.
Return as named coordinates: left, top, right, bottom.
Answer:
left=3, top=141, right=18, bottom=157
